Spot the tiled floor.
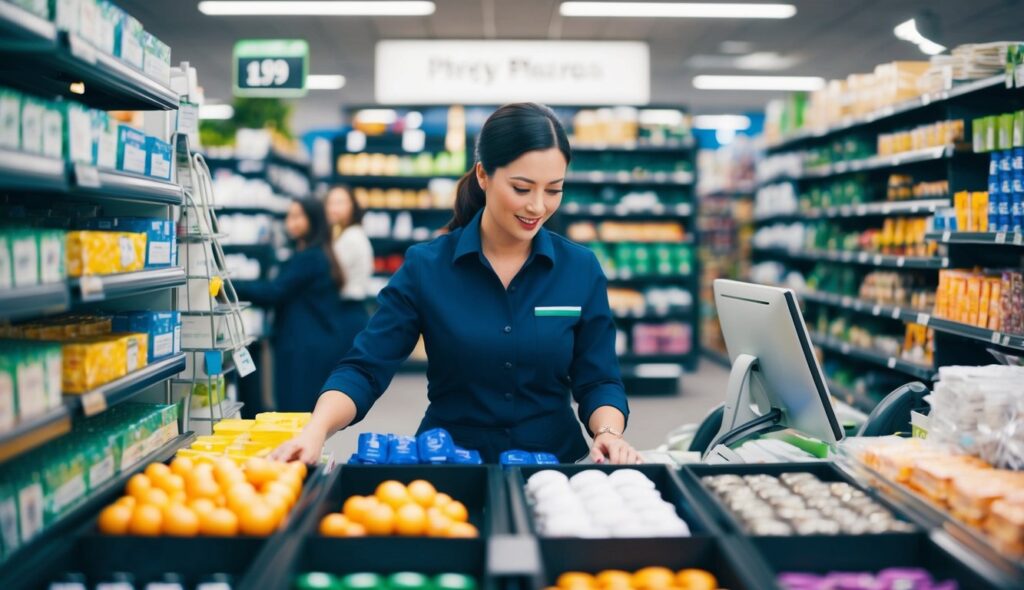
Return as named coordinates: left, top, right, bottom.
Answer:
left=324, top=358, right=729, bottom=461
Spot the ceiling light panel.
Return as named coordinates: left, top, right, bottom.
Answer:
left=197, top=1, right=436, bottom=16
left=560, top=2, right=796, bottom=19
left=693, top=75, right=825, bottom=91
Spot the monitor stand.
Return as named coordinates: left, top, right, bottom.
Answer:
left=702, top=353, right=785, bottom=461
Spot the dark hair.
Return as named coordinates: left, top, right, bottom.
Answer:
left=292, top=197, right=345, bottom=289
left=447, top=103, right=572, bottom=230
left=327, top=183, right=364, bottom=233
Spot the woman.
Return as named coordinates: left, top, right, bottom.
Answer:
left=233, top=198, right=357, bottom=412
left=324, top=184, right=374, bottom=304
left=271, top=103, right=639, bottom=465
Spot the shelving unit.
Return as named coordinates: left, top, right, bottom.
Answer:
left=754, top=197, right=948, bottom=224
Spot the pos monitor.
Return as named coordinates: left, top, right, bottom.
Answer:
left=705, top=279, right=843, bottom=460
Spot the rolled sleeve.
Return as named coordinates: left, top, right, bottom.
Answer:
left=319, top=246, right=423, bottom=424
left=570, top=254, right=629, bottom=434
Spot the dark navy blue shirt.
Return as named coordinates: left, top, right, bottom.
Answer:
left=321, top=209, right=629, bottom=462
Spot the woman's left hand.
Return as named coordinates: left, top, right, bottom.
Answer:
left=589, top=433, right=643, bottom=465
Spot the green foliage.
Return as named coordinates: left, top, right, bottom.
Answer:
left=198, top=97, right=294, bottom=146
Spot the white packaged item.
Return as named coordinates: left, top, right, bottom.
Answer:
left=179, top=314, right=231, bottom=349
left=19, top=99, right=43, bottom=155
left=0, top=89, right=19, bottom=150
left=40, top=105, right=63, bottom=159
left=11, top=231, right=38, bottom=288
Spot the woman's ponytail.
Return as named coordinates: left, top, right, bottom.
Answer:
left=446, top=167, right=486, bottom=231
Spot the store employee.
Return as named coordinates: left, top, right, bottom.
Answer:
left=272, top=103, right=639, bottom=465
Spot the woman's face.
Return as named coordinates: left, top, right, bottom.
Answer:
left=478, top=147, right=566, bottom=245
left=325, top=187, right=353, bottom=227
left=285, top=202, right=310, bottom=241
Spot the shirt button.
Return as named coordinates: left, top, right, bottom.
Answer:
left=504, top=392, right=513, bottom=400
left=503, top=325, right=512, bottom=333
left=504, top=362, right=513, bottom=370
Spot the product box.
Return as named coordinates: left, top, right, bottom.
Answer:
left=0, top=87, right=20, bottom=150
left=61, top=332, right=148, bottom=393
left=36, top=229, right=65, bottom=285
left=0, top=353, right=15, bottom=432
left=0, top=480, right=19, bottom=559
left=0, top=231, right=12, bottom=290
left=82, top=218, right=173, bottom=267
left=90, top=109, right=117, bottom=170
left=13, top=343, right=47, bottom=419
left=10, top=0, right=49, bottom=19
left=112, top=311, right=179, bottom=361
left=116, top=124, right=147, bottom=174
left=66, top=230, right=146, bottom=277
left=180, top=314, right=233, bottom=349
left=141, top=31, right=171, bottom=86
left=40, top=444, right=86, bottom=525
left=63, top=101, right=93, bottom=164
left=19, top=96, right=44, bottom=155
left=118, top=13, right=144, bottom=70
left=145, top=135, right=172, bottom=180
left=10, top=229, right=39, bottom=288
left=94, top=0, right=123, bottom=57
left=40, top=101, right=63, bottom=160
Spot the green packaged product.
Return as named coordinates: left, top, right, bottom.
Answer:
left=41, top=342, right=61, bottom=412
left=0, top=480, right=20, bottom=559
left=95, top=0, right=123, bottom=57
left=294, top=573, right=340, bottom=590
left=142, top=31, right=171, bottom=86
left=19, top=96, right=44, bottom=155
left=0, top=352, right=15, bottom=431
left=340, top=574, right=384, bottom=590
left=998, top=113, right=1015, bottom=151
left=64, top=101, right=93, bottom=164
left=433, top=574, right=476, bottom=590
left=10, top=462, right=44, bottom=544
left=14, top=344, right=46, bottom=419
left=37, top=229, right=65, bottom=285
left=1014, top=111, right=1024, bottom=148
left=0, top=230, right=11, bottom=292
left=0, top=87, right=19, bottom=150
left=91, top=109, right=117, bottom=169
left=41, top=444, right=86, bottom=524
left=82, top=432, right=116, bottom=492
left=118, top=13, right=144, bottom=70
left=40, top=101, right=63, bottom=159
left=387, top=573, right=430, bottom=590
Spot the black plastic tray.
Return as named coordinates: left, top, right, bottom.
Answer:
left=239, top=465, right=508, bottom=590
left=679, top=462, right=920, bottom=536
left=508, top=464, right=720, bottom=538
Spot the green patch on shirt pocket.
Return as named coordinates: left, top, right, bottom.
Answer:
left=535, top=306, right=582, bottom=317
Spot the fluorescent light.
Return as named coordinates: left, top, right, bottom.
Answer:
left=639, top=109, right=684, bottom=126
left=694, top=115, right=751, bottom=130
left=693, top=75, right=825, bottom=91
left=894, top=19, right=946, bottom=56
left=200, top=104, right=234, bottom=120
left=560, top=2, right=796, bottom=19
left=355, top=109, right=399, bottom=125
left=198, top=1, right=435, bottom=16
left=306, top=74, right=346, bottom=90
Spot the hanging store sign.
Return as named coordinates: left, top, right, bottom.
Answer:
left=375, top=40, right=650, bottom=105
left=233, top=39, right=309, bottom=97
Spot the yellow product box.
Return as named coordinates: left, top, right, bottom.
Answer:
left=966, top=278, right=982, bottom=326
left=62, top=333, right=148, bottom=393
left=972, top=192, right=989, bottom=232
left=190, top=434, right=237, bottom=453
left=255, top=412, right=311, bottom=428
left=213, top=418, right=256, bottom=437
left=979, top=279, right=992, bottom=329
left=249, top=423, right=301, bottom=446
left=988, top=282, right=1003, bottom=331
left=954, top=192, right=970, bottom=232
left=66, top=231, right=147, bottom=277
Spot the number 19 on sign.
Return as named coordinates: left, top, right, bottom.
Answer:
left=233, top=39, right=309, bottom=97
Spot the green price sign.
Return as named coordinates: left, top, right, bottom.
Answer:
left=233, top=39, right=309, bottom=97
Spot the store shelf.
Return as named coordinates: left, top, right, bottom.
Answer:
left=0, top=1, right=55, bottom=43
left=180, top=335, right=258, bottom=353
left=70, top=267, right=187, bottom=303
left=561, top=202, right=693, bottom=218
left=0, top=432, right=197, bottom=586
left=0, top=149, right=67, bottom=191
left=364, top=206, right=452, bottom=214
left=214, top=205, right=290, bottom=218
left=765, top=75, right=1005, bottom=151
left=565, top=171, right=694, bottom=186
left=925, top=317, right=1024, bottom=352
left=64, top=353, right=188, bottom=418
left=0, top=406, right=72, bottom=464
left=221, top=242, right=277, bottom=255
left=926, top=231, right=1024, bottom=247
left=799, top=289, right=931, bottom=324
left=605, top=274, right=695, bottom=287
left=70, top=165, right=184, bottom=205
left=189, top=400, right=245, bottom=423
left=611, top=305, right=693, bottom=321
left=753, top=246, right=949, bottom=269
left=826, top=378, right=878, bottom=415
left=0, top=282, right=71, bottom=321
left=571, top=138, right=695, bottom=152
left=810, top=331, right=935, bottom=381
left=333, top=174, right=460, bottom=188
left=756, top=198, right=948, bottom=224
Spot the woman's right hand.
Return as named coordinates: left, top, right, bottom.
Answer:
left=269, top=427, right=326, bottom=464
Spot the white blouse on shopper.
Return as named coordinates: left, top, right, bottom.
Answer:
left=332, top=225, right=374, bottom=301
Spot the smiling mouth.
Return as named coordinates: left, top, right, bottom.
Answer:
left=516, top=215, right=541, bottom=229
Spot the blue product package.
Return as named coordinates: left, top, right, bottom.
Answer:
left=112, top=311, right=177, bottom=361
left=348, top=453, right=370, bottom=465
left=1012, top=192, right=1023, bottom=232
left=417, top=428, right=455, bottom=464
left=1013, top=148, right=1024, bottom=173
left=1000, top=150, right=1013, bottom=173
left=990, top=196, right=1000, bottom=232
left=499, top=450, right=535, bottom=467
left=999, top=194, right=1012, bottom=232
left=356, top=432, right=390, bottom=464
left=117, top=124, right=147, bottom=174
left=388, top=435, right=419, bottom=464
left=532, top=453, right=559, bottom=465
left=990, top=153, right=999, bottom=176
left=990, top=174, right=1001, bottom=196
left=451, top=447, right=483, bottom=465
left=145, top=136, right=172, bottom=181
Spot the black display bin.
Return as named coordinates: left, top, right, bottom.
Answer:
left=240, top=465, right=508, bottom=590
left=678, top=462, right=920, bottom=536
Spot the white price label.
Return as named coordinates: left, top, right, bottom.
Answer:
left=991, top=331, right=1002, bottom=344
left=887, top=357, right=897, bottom=369
left=176, top=102, right=199, bottom=135
left=1003, top=336, right=1012, bottom=346
left=591, top=204, right=607, bottom=215
left=81, top=390, right=107, bottom=416
left=941, top=257, right=949, bottom=267
left=873, top=305, right=882, bottom=316
left=1014, top=233, right=1023, bottom=246
left=119, top=236, right=136, bottom=268
left=79, top=276, right=104, bottom=301
left=856, top=206, right=868, bottom=216
left=588, top=171, right=602, bottom=182
left=617, top=171, right=631, bottom=182
left=873, top=255, right=883, bottom=266
left=916, top=313, right=930, bottom=326
left=858, top=253, right=869, bottom=263
left=942, top=231, right=952, bottom=242
left=74, top=164, right=100, bottom=188
left=897, top=257, right=906, bottom=267
left=995, top=232, right=1007, bottom=244
left=232, top=347, right=257, bottom=378
left=892, top=307, right=901, bottom=320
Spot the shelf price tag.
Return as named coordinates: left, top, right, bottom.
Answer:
left=74, top=164, right=100, bottom=188
left=872, top=305, right=881, bottom=316
left=942, top=231, right=952, bottom=242
left=891, top=307, right=901, bottom=320
left=995, top=232, right=1007, bottom=244
left=81, top=391, right=107, bottom=417
left=873, top=255, right=883, bottom=266
left=858, top=252, right=869, bottom=263
left=232, top=347, right=257, bottom=378
left=991, top=331, right=1002, bottom=344
left=916, top=313, right=930, bottom=326
left=233, top=39, right=309, bottom=98
left=897, top=257, right=906, bottom=268
left=887, top=358, right=897, bottom=369
left=1014, top=233, right=1023, bottom=246
left=79, top=276, right=104, bottom=301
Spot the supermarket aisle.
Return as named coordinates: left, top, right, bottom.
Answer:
left=324, top=358, right=729, bottom=460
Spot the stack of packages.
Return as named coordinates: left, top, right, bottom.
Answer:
left=347, top=429, right=485, bottom=465
left=934, top=269, right=1024, bottom=334
left=178, top=413, right=311, bottom=464
left=918, top=42, right=1021, bottom=94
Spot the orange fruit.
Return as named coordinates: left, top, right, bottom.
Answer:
left=632, top=567, right=675, bottom=590
left=342, top=495, right=374, bottom=524
left=277, top=472, right=304, bottom=497
left=442, top=501, right=468, bottom=523
left=407, top=480, right=437, bottom=507
left=169, top=490, right=188, bottom=505
left=238, top=501, right=277, bottom=536
left=263, top=481, right=297, bottom=507
left=200, top=507, right=239, bottom=536
left=395, top=503, right=427, bottom=536
left=433, top=493, right=453, bottom=508
left=557, top=573, right=596, bottom=590
left=170, top=456, right=194, bottom=477
left=163, top=504, right=200, bottom=537
left=128, top=504, right=163, bottom=536
left=426, top=507, right=453, bottom=537
left=675, top=570, right=717, bottom=590
left=320, top=513, right=349, bottom=537
left=189, top=498, right=217, bottom=517
left=141, top=488, right=170, bottom=509
left=375, top=480, right=410, bottom=509
left=363, top=502, right=395, bottom=535
left=114, top=495, right=137, bottom=510
left=214, top=459, right=246, bottom=488
left=263, top=492, right=290, bottom=523
left=98, top=503, right=133, bottom=535
left=186, top=472, right=221, bottom=501
left=342, top=521, right=367, bottom=537
left=145, top=463, right=172, bottom=482
left=193, top=462, right=215, bottom=479
left=156, top=473, right=185, bottom=495
left=126, top=474, right=152, bottom=500
left=287, top=461, right=308, bottom=480
left=596, top=571, right=632, bottom=590
left=244, top=458, right=278, bottom=487
left=446, top=522, right=478, bottom=538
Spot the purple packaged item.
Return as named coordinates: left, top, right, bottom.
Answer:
left=776, top=572, right=822, bottom=590
left=356, top=432, right=389, bottom=464
left=387, top=435, right=419, bottom=464
left=417, top=428, right=455, bottom=463
left=876, top=567, right=935, bottom=588
left=451, top=447, right=483, bottom=465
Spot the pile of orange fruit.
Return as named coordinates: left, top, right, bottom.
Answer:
left=97, top=456, right=307, bottom=537
left=551, top=568, right=719, bottom=590
left=319, top=479, right=478, bottom=538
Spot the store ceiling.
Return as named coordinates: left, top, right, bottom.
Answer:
left=119, top=0, right=1023, bottom=132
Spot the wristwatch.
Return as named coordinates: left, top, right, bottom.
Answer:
left=595, top=425, right=623, bottom=439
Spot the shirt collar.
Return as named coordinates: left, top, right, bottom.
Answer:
left=452, top=208, right=556, bottom=267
